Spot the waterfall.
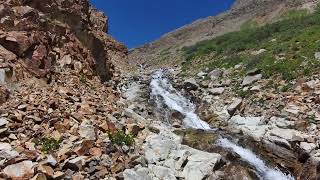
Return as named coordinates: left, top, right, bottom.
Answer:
left=149, top=70, right=295, bottom=180
left=217, top=138, right=295, bottom=180
left=150, top=70, right=211, bottom=130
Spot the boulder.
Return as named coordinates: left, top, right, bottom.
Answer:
left=315, top=52, right=320, bottom=60
left=3, top=160, right=34, bottom=179
left=183, top=78, right=199, bottom=91
left=246, top=68, right=261, bottom=76
left=229, top=115, right=268, bottom=140
left=144, top=134, right=178, bottom=164
left=149, top=165, right=176, bottom=180
left=124, top=108, right=147, bottom=124
left=63, top=156, right=86, bottom=171
left=208, top=69, right=223, bottom=80
left=266, top=128, right=307, bottom=142
left=300, top=142, right=317, bottom=153
left=181, top=146, right=223, bottom=180
left=79, top=120, right=96, bottom=140
left=242, top=74, right=262, bottom=86
left=227, top=98, right=242, bottom=116
left=208, top=87, right=225, bottom=95
left=123, top=168, right=151, bottom=180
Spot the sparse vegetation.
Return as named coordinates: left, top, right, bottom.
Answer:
left=240, top=19, right=259, bottom=30
left=181, top=8, right=320, bottom=80
left=80, top=74, right=87, bottom=83
left=35, top=137, right=62, bottom=154
left=280, top=9, right=308, bottom=20
left=108, top=130, right=134, bottom=146
left=308, top=114, right=317, bottom=124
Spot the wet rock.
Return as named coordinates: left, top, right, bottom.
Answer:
left=178, top=129, right=218, bottom=150
left=227, top=98, right=242, bottom=116
left=242, top=74, right=262, bottom=86
left=208, top=87, right=225, bottom=95
left=208, top=69, right=223, bottom=80
left=183, top=78, right=199, bottom=91
left=3, top=160, right=34, bottom=179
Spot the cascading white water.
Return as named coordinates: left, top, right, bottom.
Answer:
left=217, top=138, right=295, bottom=180
left=150, top=70, right=211, bottom=130
left=150, top=70, right=295, bottom=180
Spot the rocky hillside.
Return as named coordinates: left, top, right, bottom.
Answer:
left=129, top=0, right=318, bottom=69
left=0, top=0, right=140, bottom=179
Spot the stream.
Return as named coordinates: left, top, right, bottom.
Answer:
left=149, top=70, right=295, bottom=180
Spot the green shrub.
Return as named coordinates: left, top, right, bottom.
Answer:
left=35, top=137, right=62, bottom=154
left=108, top=130, right=134, bottom=146
left=80, top=74, right=87, bottom=83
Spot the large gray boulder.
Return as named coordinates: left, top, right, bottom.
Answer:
left=144, top=134, right=179, bottom=164
left=229, top=115, right=268, bottom=140
left=208, top=69, right=223, bottom=80
left=242, top=74, right=262, bottom=86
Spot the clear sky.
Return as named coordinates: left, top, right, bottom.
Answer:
left=90, top=0, right=235, bottom=48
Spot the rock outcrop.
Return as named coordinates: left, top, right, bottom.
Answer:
left=0, top=0, right=132, bottom=179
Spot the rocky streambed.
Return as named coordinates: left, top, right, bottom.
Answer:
left=119, top=69, right=317, bottom=180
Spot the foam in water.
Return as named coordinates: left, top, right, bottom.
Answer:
left=150, top=70, right=211, bottom=130
left=217, top=138, right=295, bottom=180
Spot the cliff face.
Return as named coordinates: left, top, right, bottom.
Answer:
left=129, top=0, right=318, bottom=69
left=0, top=0, right=128, bottom=84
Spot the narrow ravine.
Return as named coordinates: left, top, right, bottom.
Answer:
left=149, top=69, right=295, bottom=180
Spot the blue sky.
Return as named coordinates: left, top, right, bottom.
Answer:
left=90, top=0, right=235, bottom=48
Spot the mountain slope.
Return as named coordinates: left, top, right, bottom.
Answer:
left=129, top=0, right=318, bottom=70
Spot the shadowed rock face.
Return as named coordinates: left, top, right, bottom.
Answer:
left=129, top=0, right=318, bottom=70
